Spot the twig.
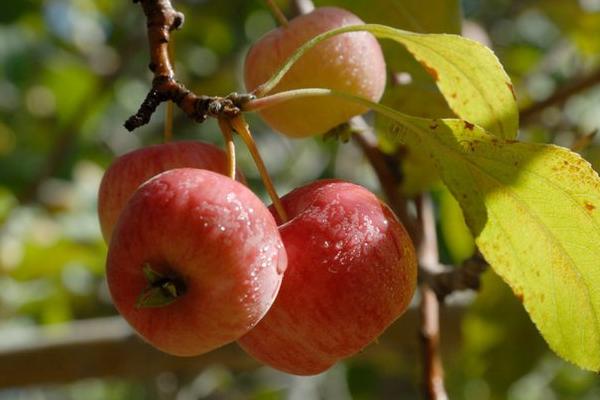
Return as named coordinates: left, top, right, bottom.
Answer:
left=265, top=0, right=289, bottom=27
left=571, top=129, right=598, bottom=153
left=125, top=0, right=250, bottom=131
left=349, top=117, right=418, bottom=240
left=417, top=194, right=448, bottom=400
left=519, top=67, right=600, bottom=125
left=423, top=252, right=488, bottom=302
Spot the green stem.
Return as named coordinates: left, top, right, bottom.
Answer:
left=243, top=87, right=406, bottom=123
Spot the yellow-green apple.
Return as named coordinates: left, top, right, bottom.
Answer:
left=106, top=168, right=286, bottom=356
left=244, top=7, right=386, bottom=138
left=98, top=140, right=243, bottom=243
left=238, top=180, right=416, bottom=374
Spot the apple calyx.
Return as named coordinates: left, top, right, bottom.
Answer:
left=135, top=263, right=186, bottom=309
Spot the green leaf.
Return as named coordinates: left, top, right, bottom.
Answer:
left=256, top=24, right=518, bottom=139
left=382, top=113, right=600, bottom=371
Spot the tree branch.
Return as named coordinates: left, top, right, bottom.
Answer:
left=350, top=117, right=418, bottom=240
left=423, top=252, right=488, bottom=301
left=519, top=67, right=600, bottom=125
left=0, top=310, right=466, bottom=389
left=125, top=0, right=252, bottom=131
left=417, top=194, right=448, bottom=400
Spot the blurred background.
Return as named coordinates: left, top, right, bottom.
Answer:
left=1, top=0, right=599, bottom=398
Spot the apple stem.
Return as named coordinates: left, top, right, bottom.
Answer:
left=229, top=115, right=289, bottom=223
left=218, top=118, right=237, bottom=180
left=135, top=263, right=186, bottom=309
left=164, top=36, right=176, bottom=143
left=265, top=0, right=289, bottom=27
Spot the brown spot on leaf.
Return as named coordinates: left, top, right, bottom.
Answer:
left=451, top=92, right=457, bottom=99
left=516, top=293, right=524, bottom=303
left=464, top=121, right=475, bottom=131
left=506, top=82, right=516, bottom=100
left=430, top=121, right=438, bottom=130
left=422, top=63, right=439, bottom=81
left=585, top=202, right=596, bottom=212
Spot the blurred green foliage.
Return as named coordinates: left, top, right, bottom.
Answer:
left=1, top=0, right=599, bottom=398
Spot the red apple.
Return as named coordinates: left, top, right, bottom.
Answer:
left=98, top=140, right=244, bottom=243
left=106, top=168, right=286, bottom=356
left=238, top=180, right=417, bottom=375
left=244, top=7, right=387, bottom=138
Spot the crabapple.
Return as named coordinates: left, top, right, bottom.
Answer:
left=106, top=168, right=286, bottom=356
left=98, top=140, right=243, bottom=243
left=244, top=7, right=386, bottom=138
left=238, top=180, right=417, bottom=375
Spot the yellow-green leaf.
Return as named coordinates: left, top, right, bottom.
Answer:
left=256, top=24, right=518, bottom=139
left=382, top=112, right=600, bottom=371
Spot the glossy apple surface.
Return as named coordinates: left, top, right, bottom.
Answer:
left=244, top=7, right=386, bottom=138
left=98, top=140, right=243, bottom=243
left=238, top=180, right=417, bottom=375
left=107, top=168, right=286, bottom=356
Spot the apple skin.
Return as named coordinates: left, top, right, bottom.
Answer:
left=244, top=7, right=386, bottom=138
left=106, top=168, right=287, bottom=356
left=98, top=141, right=244, bottom=243
left=238, top=180, right=417, bottom=375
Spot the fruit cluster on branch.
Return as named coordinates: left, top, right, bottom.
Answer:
left=110, top=0, right=487, bottom=384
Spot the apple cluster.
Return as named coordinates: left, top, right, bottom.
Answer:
left=100, top=7, right=417, bottom=375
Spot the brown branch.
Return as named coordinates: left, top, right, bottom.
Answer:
left=423, top=252, right=488, bottom=302
left=0, top=310, right=466, bottom=389
left=417, top=194, right=448, bottom=400
left=125, top=0, right=251, bottom=131
left=519, top=67, right=600, bottom=125
left=350, top=117, right=418, bottom=240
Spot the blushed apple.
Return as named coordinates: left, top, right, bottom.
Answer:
left=98, top=140, right=243, bottom=243
left=238, top=180, right=417, bottom=375
left=106, top=168, right=286, bottom=356
left=244, top=7, right=387, bottom=138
